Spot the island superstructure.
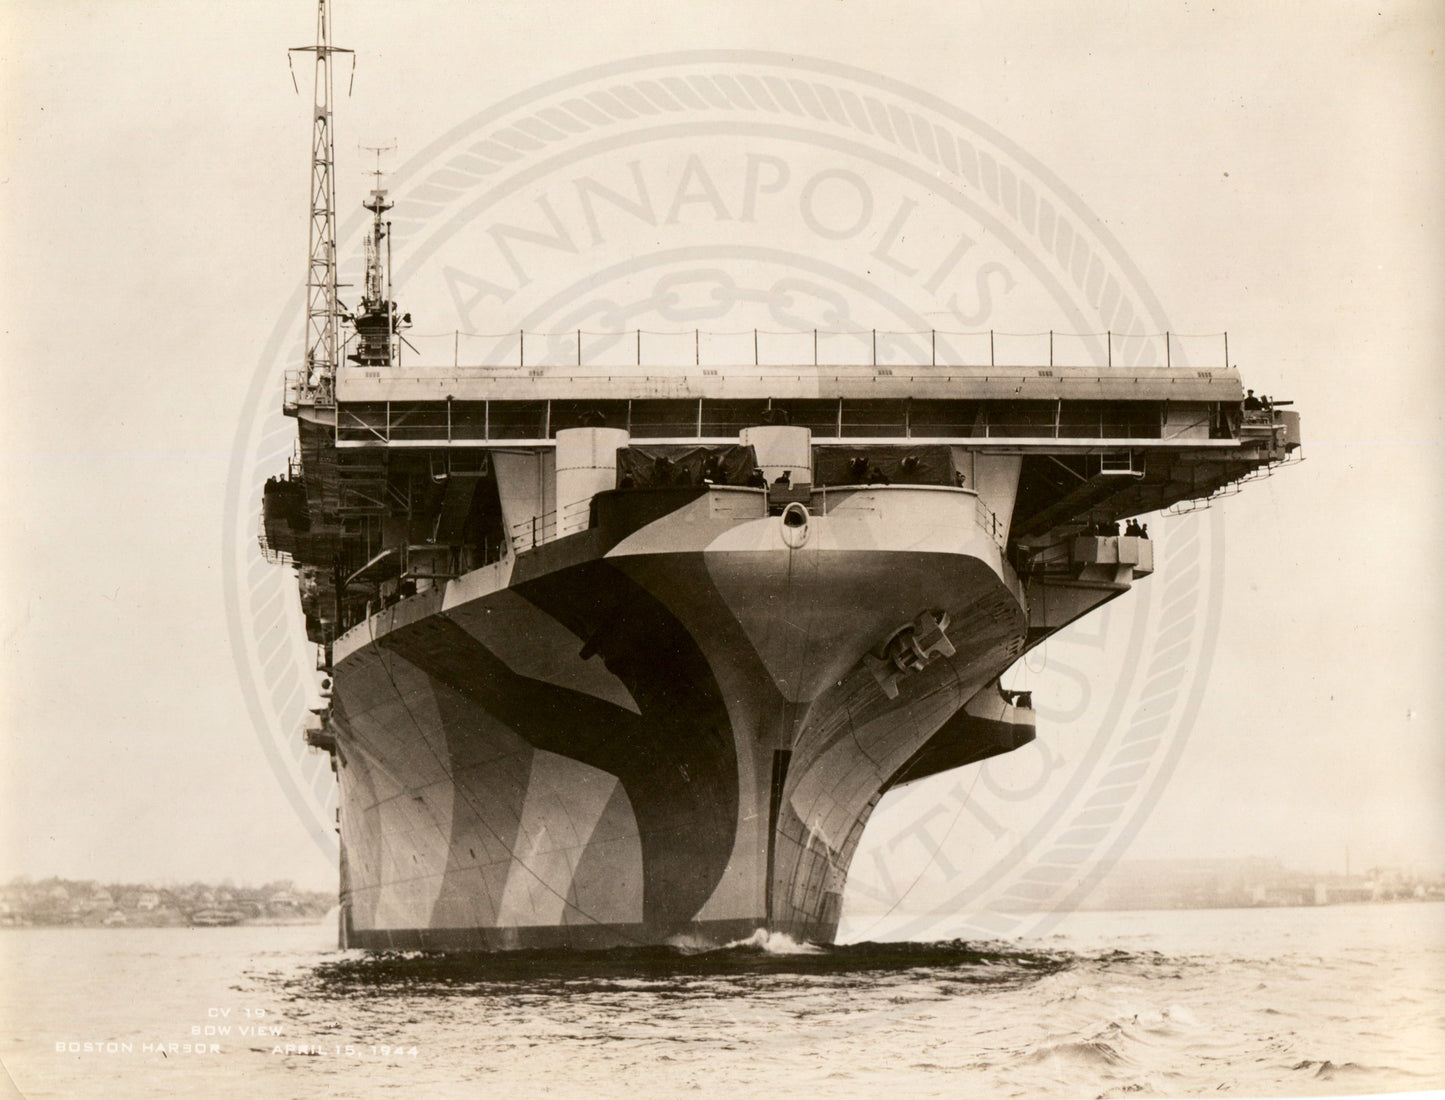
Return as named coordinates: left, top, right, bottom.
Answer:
left=261, top=1, right=1301, bottom=950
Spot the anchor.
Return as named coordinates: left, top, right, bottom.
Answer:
left=864, top=609, right=956, bottom=699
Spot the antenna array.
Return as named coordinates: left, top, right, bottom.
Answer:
left=289, top=0, right=353, bottom=396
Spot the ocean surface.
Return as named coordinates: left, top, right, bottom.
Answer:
left=1, top=902, right=1441, bottom=1100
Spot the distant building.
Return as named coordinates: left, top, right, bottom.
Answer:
left=1315, top=880, right=1374, bottom=905
left=1251, top=883, right=1315, bottom=907
left=1084, top=857, right=1295, bottom=910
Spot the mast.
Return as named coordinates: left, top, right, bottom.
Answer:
left=290, top=0, right=352, bottom=398
left=348, top=145, right=408, bottom=369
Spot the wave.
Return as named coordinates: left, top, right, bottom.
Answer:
left=1023, top=1038, right=1129, bottom=1068
left=291, top=935, right=1083, bottom=996
left=718, top=928, right=824, bottom=955
left=1291, top=1058, right=1423, bottom=1082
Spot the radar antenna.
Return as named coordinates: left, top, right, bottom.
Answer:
left=289, top=0, right=354, bottom=398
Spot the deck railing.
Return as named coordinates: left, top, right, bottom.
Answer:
left=333, top=394, right=1188, bottom=446
left=283, top=368, right=335, bottom=411
left=506, top=485, right=1007, bottom=554
left=256, top=513, right=293, bottom=566
left=290, top=329, right=1234, bottom=417
left=386, top=328, right=1232, bottom=372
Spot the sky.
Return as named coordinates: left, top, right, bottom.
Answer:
left=1, top=0, right=1441, bottom=898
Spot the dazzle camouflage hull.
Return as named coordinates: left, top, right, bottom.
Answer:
left=329, top=487, right=1034, bottom=948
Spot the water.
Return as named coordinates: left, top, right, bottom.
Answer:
left=1, top=903, right=1441, bottom=1099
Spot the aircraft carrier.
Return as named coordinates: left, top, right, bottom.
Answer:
left=261, top=3, right=1301, bottom=950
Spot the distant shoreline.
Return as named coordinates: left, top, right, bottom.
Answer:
left=10, top=896, right=1442, bottom=932
left=0, top=915, right=329, bottom=930
left=0, top=877, right=336, bottom=930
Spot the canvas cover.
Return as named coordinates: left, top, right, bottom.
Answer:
left=812, top=445, right=958, bottom=487
left=615, top=444, right=760, bottom=489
